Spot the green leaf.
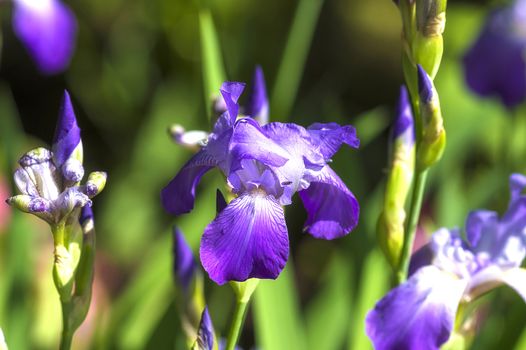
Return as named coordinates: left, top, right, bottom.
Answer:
left=199, top=8, right=227, bottom=120
left=305, top=253, right=353, bottom=350
left=271, top=0, right=325, bottom=120
left=254, top=261, right=307, bottom=350
left=348, top=250, right=389, bottom=350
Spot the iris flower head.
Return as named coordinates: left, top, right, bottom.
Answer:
left=366, top=173, right=526, bottom=350
left=161, top=79, right=360, bottom=285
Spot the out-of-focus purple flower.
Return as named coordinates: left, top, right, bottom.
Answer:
left=173, top=227, right=197, bottom=294
left=162, top=82, right=360, bottom=285
left=194, top=307, right=215, bottom=350
left=463, top=0, right=526, bottom=108
left=6, top=91, right=106, bottom=225
left=366, top=174, right=526, bottom=350
left=12, top=0, right=77, bottom=75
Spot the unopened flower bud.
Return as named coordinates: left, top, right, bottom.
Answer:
left=15, top=148, right=61, bottom=201
left=411, top=0, right=447, bottom=79
left=416, top=65, right=446, bottom=170
left=84, top=172, right=107, bottom=198
left=378, top=87, right=415, bottom=269
left=192, top=307, right=215, bottom=350
left=53, top=91, right=82, bottom=167
left=169, top=124, right=209, bottom=149
left=62, top=158, right=84, bottom=183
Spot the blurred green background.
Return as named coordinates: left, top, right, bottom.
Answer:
left=1, top=0, right=525, bottom=349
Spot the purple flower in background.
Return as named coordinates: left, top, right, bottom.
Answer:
left=6, top=91, right=106, bottom=224
left=463, top=0, right=526, bottom=108
left=12, top=0, right=77, bottom=75
left=173, top=227, right=197, bottom=294
left=162, top=82, right=360, bottom=285
left=366, top=174, right=526, bottom=350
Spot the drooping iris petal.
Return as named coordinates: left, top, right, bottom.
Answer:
left=172, top=227, right=196, bottom=293
left=299, top=166, right=359, bottom=239
left=200, top=193, right=289, bottom=285
left=12, top=0, right=77, bottom=75
left=366, top=266, right=467, bottom=350
left=245, top=66, right=269, bottom=125
left=161, top=151, right=216, bottom=215
left=463, top=7, right=526, bottom=107
left=53, top=90, right=81, bottom=167
left=306, top=123, right=360, bottom=159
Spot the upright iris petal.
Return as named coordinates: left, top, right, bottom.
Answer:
left=194, top=307, right=215, bottom=350
left=463, top=0, right=526, bottom=107
left=245, top=66, right=269, bottom=125
left=12, top=0, right=77, bottom=75
left=367, top=173, right=526, bottom=350
left=162, top=81, right=360, bottom=284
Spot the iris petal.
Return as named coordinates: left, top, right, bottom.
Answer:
left=366, top=266, right=467, bottom=350
left=299, top=166, right=359, bottom=239
left=200, top=193, right=289, bottom=285
left=306, top=123, right=360, bottom=159
left=161, top=150, right=216, bottom=215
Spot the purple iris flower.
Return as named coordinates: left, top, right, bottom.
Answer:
left=366, top=174, right=526, bottom=350
left=12, top=0, right=77, bottom=75
left=463, top=0, right=526, bottom=108
left=161, top=82, right=360, bottom=285
left=6, top=91, right=106, bottom=224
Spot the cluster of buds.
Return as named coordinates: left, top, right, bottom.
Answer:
left=395, top=0, right=447, bottom=99
left=7, top=92, right=106, bottom=228
left=377, top=87, right=415, bottom=270
left=5, top=91, right=106, bottom=337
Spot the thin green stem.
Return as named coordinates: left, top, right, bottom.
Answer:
left=59, top=301, right=73, bottom=350
left=225, top=299, right=250, bottom=350
left=396, top=168, right=428, bottom=284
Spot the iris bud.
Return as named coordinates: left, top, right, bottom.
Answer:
left=378, top=87, right=415, bottom=270
left=84, top=171, right=107, bottom=198
left=416, top=65, right=446, bottom=170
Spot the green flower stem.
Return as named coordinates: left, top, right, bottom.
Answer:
left=396, top=168, right=428, bottom=284
left=224, top=298, right=250, bottom=350
left=59, top=301, right=73, bottom=350
left=225, top=279, right=259, bottom=350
